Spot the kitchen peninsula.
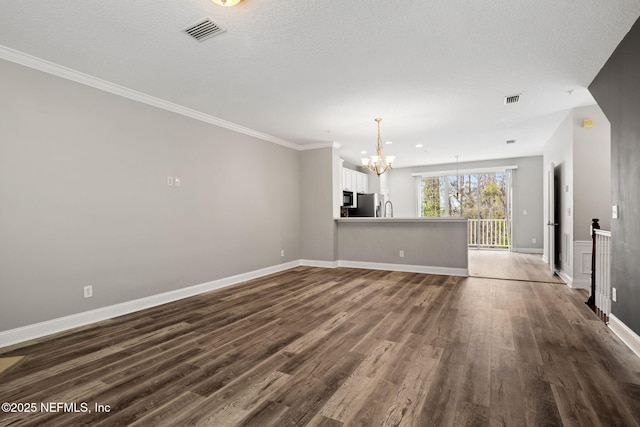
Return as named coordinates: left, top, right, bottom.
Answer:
left=335, top=217, right=468, bottom=276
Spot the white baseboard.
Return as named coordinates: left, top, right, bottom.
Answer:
left=555, top=269, right=590, bottom=289
left=337, top=260, right=468, bottom=277
left=0, top=258, right=468, bottom=349
left=0, top=260, right=301, bottom=349
left=569, top=278, right=590, bottom=289
left=513, top=248, right=544, bottom=254
left=299, top=259, right=339, bottom=268
left=609, top=314, right=640, bottom=359
left=300, top=259, right=468, bottom=277
left=556, top=269, right=573, bottom=286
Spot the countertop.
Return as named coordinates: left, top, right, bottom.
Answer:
left=335, top=217, right=468, bottom=223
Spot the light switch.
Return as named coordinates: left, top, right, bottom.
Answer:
left=175, top=178, right=181, bottom=187
left=523, top=209, right=528, bottom=215
left=612, top=205, right=619, bottom=219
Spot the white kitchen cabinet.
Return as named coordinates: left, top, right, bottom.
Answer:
left=342, top=167, right=369, bottom=193
left=342, top=168, right=352, bottom=191
left=356, top=172, right=368, bottom=193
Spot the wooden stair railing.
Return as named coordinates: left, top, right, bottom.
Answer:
left=586, top=218, right=600, bottom=308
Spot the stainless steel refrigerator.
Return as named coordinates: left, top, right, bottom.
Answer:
left=350, top=193, right=381, bottom=217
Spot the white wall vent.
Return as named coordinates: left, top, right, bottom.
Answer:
left=183, top=18, right=226, bottom=42
left=504, top=94, right=521, bottom=105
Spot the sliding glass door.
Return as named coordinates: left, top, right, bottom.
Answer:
left=419, top=170, right=512, bottom=249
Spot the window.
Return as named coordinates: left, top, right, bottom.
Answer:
left=417, top=169, right=513, bottom=249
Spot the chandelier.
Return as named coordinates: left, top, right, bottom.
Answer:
left=212, top=0, right=242, bottom=6
left=361, top=118, right=395, bottom=176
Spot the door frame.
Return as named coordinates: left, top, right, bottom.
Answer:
left=547, top=162, right=558, bottom=274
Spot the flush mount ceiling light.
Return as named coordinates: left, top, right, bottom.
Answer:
left=361, top=118, right=395, bottom=176
left=212, top=0, right=241, bottom=6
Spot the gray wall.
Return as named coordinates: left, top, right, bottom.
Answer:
left=367, top=171, right=382, bottom=195
left=573, top=105, right=611, bottom=240
left=0, top=58, right=302, bottom=330
left=300, top=148, right=337, bottom=262
left=590, top=16, right=640, bottom=335
left=542, top=105, right=611, bottom=284
left=387, top=156, right=544, bottom=252
left=543, top=113, right=574, bottom=277
left=338, top=220, right=468, bottom=269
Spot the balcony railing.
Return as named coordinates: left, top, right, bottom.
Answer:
left=594, top=228, right=612, bottom=320
left=468, top=218, right=510, bottom=249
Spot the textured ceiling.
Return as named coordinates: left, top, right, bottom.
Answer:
left=1, top=1, right=639, bottom=167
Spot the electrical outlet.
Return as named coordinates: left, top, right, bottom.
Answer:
left=532, top=238, right=537, bottom=244
left=167, top=176, right=174, bottom=186
left=523, top=209, right=528, bottom=215
left=281, top=249, right=285, bottom=257
left=399, top=250, right=405, bottom=257
left=84, top=285, right=93, bottom=299
left=612, top=287, right=617, bottom=302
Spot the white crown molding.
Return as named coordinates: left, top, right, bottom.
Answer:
left=0, top=44, right=300, bottom=150
left=298, top=141, right=342, bottom=151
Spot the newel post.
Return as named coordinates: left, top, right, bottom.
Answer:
left=586, top=218, right=600, bottom=307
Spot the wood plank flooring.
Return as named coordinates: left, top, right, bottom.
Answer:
left=1, top=261, right=640, bottom=426
left=468, top=250, right=564, bottom=283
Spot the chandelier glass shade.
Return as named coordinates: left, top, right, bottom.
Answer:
left=212, top=0, right=242, bottom=6
left=361, top=118, right=395, bottom=176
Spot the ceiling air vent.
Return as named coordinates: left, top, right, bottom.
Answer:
left=504, top=94, right=521, bottom=105
left=183, top=18, right=226, bottom=42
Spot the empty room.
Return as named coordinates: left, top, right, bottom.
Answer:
left=2, top=1, right=640, bottom=426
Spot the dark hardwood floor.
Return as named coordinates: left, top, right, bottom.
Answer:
left=1, top=261, right=640, bottom=426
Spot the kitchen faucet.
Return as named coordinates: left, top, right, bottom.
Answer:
left=384, top=200, right=394, bottom=217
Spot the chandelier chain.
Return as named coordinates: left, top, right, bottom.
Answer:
left=362, top=117, right=394, bottom=176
